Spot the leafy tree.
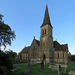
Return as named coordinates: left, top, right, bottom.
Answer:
left=0, top=14, right=15, bottom=49
left=0, top=50, right=13, bottom=75
left=69, top=52, right=71, bottom=57
left=0, top=14, right=16, bottom=75
left=5, top=50, right=17, bottom=61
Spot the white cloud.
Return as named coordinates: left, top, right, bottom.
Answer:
left=16, top=51, right=20, bottom=54
left=71, top=51, right=75, bottom=55
left=1, top=44, right=9, bottom=50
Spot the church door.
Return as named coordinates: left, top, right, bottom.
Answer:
left=43, top=54, right=46, bottom=61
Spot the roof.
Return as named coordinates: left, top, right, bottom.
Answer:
left=41, top=4, right=52, bottom=28
left=35, top=39, right=40, bottom=46
left=53, top=41, right=68, bottom=51
left=20, top=46, right=30, bottom=54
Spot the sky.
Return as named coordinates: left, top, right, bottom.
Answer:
left=0, top=0, right=75, bottom=54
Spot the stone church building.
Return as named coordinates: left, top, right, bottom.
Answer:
left=19, top=5, right=68, bottom=63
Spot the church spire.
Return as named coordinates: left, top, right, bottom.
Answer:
left=41, top=4, right=52, bottom=27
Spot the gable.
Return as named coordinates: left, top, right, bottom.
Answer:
left=53, top=41, right=68, bottom=51
left=30, top=39, right=40, bottom=48
left=28, top=39, right=39, bottom=58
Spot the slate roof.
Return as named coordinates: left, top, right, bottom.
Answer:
left=20, top=46, right=30, bottom=53
left=53, top=41, right=68, bottom=51
left=41, top=4, right=52, bottom=28
left=20, top=41, right=68, bottom=54
left=35, top=39, right=40, bottom=46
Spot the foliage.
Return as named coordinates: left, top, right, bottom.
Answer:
left=68, top=52, right=75, bottom=61
left=0, top=14, right=16, bottom=75
left=68, top=52, right=71, bottom=57
left=69, top=55, right=75, bottom=61
left=5, top=50, right=17, bottom=61
left=0, top=14, right=15, bottom=48
left=68, top=62, right=75, bottom=66
left=0, top=50, right=13, bottom=75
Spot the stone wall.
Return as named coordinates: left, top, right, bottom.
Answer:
left=54, top=51, right=68, bottom=63
left=28, top=39, right=39, bottom=61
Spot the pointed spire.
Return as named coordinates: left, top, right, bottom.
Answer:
left=34, top=36, right=35, bottom=40
left=41, top=4, right=52, bottom=27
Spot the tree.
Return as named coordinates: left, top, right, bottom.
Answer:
left=0, top=14, right=15, bottom=49
left=0, top=14, right=16, bottom=75
left=0, top=50, right=13, bottom=75
left=69, top=52, right=71, bottom=57
left=5, top=50, right=17, bottom=61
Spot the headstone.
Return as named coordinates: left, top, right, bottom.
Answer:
left=25, top=68, right=31, bottom=74
left=58, top=65, right=62, bottom=75
left=44, top=60, right=46, bottom=65
left=40, top=61, right=44, bottom=70
left=33, top=60, right=37, bottom=65
left=50, top=62, right=52, bottom=68
left=65, top=65, right=68, bottom=73
left=30, top=60, right=33, bottom=65
left=12, top=68, right=17, bottom=71
left=25, top=62, right=31, bottom=74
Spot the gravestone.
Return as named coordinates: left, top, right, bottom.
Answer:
left=44, top=60, right=46, bottom=65
left=58, top=65, right=62, bottom=75
left=29, top=60, right=37, bottom=66
left=25, top=62, right=31, bottom=74
left=30, top=60, right=33, bottom=65
left=40, top=61, right=44, bottom=70
left=65, top=65, right=68, bottom=73
left=33, top=60, right=37, bottom=65
left=49, top=62, right=52, bottom=68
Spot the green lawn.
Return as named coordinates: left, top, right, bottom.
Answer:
left=68, top=62, right=75, bottom=66
left=67, top=62, right=75, bottom=71
left=11, top=64, right=71, bottom=75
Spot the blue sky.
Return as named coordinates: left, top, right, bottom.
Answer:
left=0, top=0, right=75, bottom=54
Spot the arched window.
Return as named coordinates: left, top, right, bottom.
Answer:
left=45, top=29, right=46, bottom=34
left=42, top=30, right=44, bottom=35
left=32, top=46, right=35, bottom=58
left=58, top=53, right=59, bottom=58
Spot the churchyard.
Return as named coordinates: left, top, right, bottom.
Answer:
left=11, top=62, right=75, bottom=75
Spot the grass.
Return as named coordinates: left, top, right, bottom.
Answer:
left=14, top=60, right=28, bottom=64
left=68, top=62, right=75, bottom=66
left=11, top=64, right=71, bottom=75
left=67, top=62, right=75, bottom=71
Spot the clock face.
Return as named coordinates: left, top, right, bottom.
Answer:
left=43, top=37, right=46, bottom=41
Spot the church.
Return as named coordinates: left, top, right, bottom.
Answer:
left=19, top=5, right=68, bottom=63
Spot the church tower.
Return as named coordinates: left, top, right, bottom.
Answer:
left=39, top=5, right=53, bottom=62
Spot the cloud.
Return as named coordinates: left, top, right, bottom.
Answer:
left=71, top=51, right=75, bottom=55
left=1, top=44, right=9, bottom=50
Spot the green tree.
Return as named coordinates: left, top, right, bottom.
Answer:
left=0, top=50, right=13, bottom=75
left=0, top=14, right=16, bottom=75
left=69, top=52, right=71, bottom=57
left=5, top=50, right=17, bottom=61
left=0, top=14, right=15, bottom=49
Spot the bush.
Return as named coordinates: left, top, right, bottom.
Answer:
left=0, top=50, right=13, bottom=75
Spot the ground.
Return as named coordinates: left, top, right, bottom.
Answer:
left=11, top=62, right=75, bottom=75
